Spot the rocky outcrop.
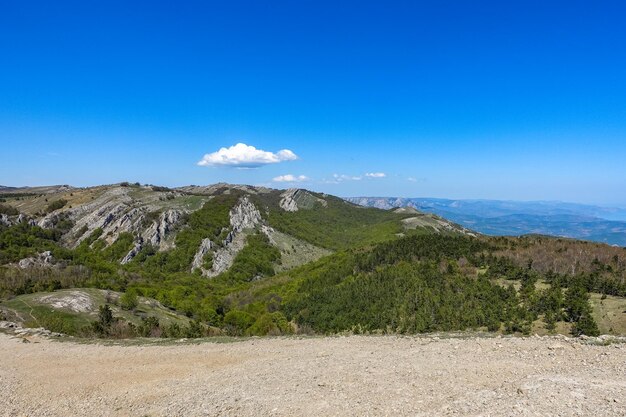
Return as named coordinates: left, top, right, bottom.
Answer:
left=191, top=238, right=214, bottom=272
left=279, top=189, right=300, bottom=212
left=18, top=251, right=55, bottom=269
left=0, top=214, right=11, bottom=227
left=142, top=209, right=184, bottom=248
left=279, top=189, right=327, bottom=212
left=194, top=196, right=263, bottom=277
left=120, top=209, right=186, bottom=264
left=206, top=232, right=248, bottom=277
left=1, top=213, right=36, bottom=227
left=68, top=201, right=131, bottom=246
left=37, top=212, right=60, bottom=229
left=229, top=197, right=262, bottom=231
left=120, top=240, right=143, bottom=265
left=0, top=320, right=64, bottom=338
left=61, top=187, right=135, bottom=246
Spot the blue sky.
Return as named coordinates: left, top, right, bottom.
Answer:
left=1, top=1, right=625, bottom=205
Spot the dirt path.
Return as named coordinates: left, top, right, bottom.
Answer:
left=1, top=333, right=625, bottom=416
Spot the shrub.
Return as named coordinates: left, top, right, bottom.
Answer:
left=0, top=204, right=18, bottom=216
left=138, top=316, right=161, bottom=337
left=120, top=290, right=139, bottom=310
left=223, top=310, right=254, bottom=335
left=91, top=304, right=114, bottom=337
left=571, top=312, right=600, bottom=337
left=45, top=199, right=68, bottom=213
left=247, top=312, right=292, bottom=336
left=185, top=320, right=204, bottom=338
left=151, top=186, right=171, bottom=192
left=162, top=322, right=184, bottom=338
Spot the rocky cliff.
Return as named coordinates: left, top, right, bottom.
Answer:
left=192, top=196, right=264, bottom=277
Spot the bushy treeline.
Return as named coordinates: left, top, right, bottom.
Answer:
left=485, top=251, right=626, bottom=297
left=286, top=262, right=510, bottom=333
left=355, top=234, right=489, bottom=272
left=0, top=222, right=71, bottom=265
left=490, top=236, right=626, bottom=296
left=275, top=235, right=599, bottom=336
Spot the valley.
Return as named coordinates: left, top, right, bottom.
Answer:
left=347, top=197, right=626, bottom=246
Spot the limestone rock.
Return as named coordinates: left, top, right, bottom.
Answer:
left=18, top=251, right=55, bottom=269
left=142, top=209, right=184, bottom=248
left=120, top=240, right=143, bottom=265
left=194, top=196, right=263, bottom=277
left=191, top=238, right=213, bottom=272
left=0, top=214, right=11, bottom=227
left=279, top=189, right=300, bottom=212
left=38, top=213, right=59, bottom=229
left=229, top=196, right=262, bottom=230
left=279, top=189, right=327, bottom=212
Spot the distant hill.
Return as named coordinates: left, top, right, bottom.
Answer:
left=346, top=197, right=626, bottom=246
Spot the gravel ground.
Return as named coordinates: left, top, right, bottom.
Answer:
left=1, top=333, right=625, bottom=416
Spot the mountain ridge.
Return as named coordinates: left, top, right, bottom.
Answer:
left=2, top=183, right=625, bottom=339
left=346, top=196, right=626, bottom=246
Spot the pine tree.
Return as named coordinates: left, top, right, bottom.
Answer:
left=572, top=312, right=600, bottom=337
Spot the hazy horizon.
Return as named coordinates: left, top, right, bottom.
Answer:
left=3, top=181, right=626, bottom=210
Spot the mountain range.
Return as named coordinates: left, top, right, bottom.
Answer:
left=346, top=197, right=626, bottom=247
left=1, top=183, right=625, bottom=338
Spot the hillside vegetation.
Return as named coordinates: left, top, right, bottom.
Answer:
left=0, top=183, right=624, bottom=338
left=224, top=234, right=624, bottom=336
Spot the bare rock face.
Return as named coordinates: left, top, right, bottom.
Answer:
left=229, top=196, right=262, bottom=230
left=68, top=201, right=131, bottom=246
left=37, top=212, right=61, bottom=229
left=191, top=238, right=213, bottom=272
left=120, top=209, right=185, bottom=264
left=62, top=188, right=136, bottom=247
left=0, top=214, right=11, bottom=227
left=193, top=196, right=263, bottom=277
left=207, top=233, right=248, bottom=276
left=120, top=240, right=143, bottom=265
left=279, top=189, right=327, bottom=212
left=1, top=213, right=36, bottom=227
left=279, top=189, right=301, bottom=212
left=142, top=209, right=184, bottom=248
left=18, top=251, right=55, bottom=269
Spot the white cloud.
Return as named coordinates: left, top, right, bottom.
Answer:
left=326, top=172, right=387, bottom=183
left=407, top=177, right=417, bottom=182
left=333, top=174, right=362, bottom=181
left=272, top=174, right=309, bottom=183
left=197, top=143, right=298, bottom=168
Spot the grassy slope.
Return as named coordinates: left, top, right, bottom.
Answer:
left=589, top=293, right=626, bottom=335
left=1, top=288, right=191, bottom=334
left=253, top=191, right=414, bottom=250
